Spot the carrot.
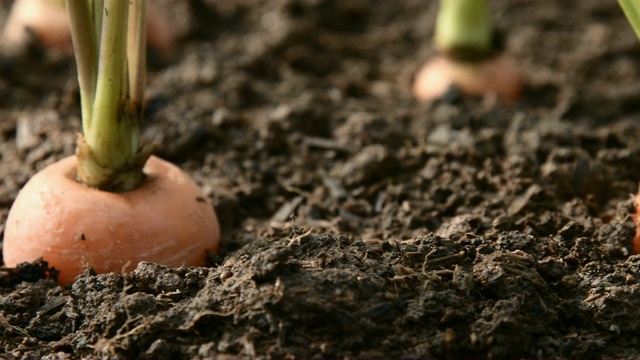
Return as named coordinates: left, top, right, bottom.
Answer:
left=633, top=194, right=640, bottom=254
left=412, top=0, right=523, bottom=103
left=2, top=0, right=70, bottom=51
left=2, top=0, right=176, bottom=57
left=413, top=54, right=522, bottom=103
left=3, top=156, right=221, bottom=285
left=620, top=0, right=640, bottom=254
left=2, top=0, right=220, bottom=285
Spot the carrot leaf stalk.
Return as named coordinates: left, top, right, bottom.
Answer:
left=66, top=0, right=152, bottom=191
left=619, top=0, right=640, bottom=40
left=434, top=0, right=493, bottom=61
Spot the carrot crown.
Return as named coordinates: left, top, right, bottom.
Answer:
left=66, top=0, right=152, bottom=191
left=434, top=0, right=493, bottom=61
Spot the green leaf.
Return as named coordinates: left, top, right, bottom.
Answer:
left=620, top=0, right=640, bottom=40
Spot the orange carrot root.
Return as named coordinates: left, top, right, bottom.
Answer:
left=3, top=155, right=221, bottom=285
left=412, top=54, right=523, bottom=103
left=2, top=0, right=176, bottom=56
left=632, top=194, right=640, bottom=254
left=2, top=0, right=71, bottom=51
left=146, top=6, right=177, bottom=57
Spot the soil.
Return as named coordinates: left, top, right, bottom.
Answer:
left=2, top=0, right=640, bottom=359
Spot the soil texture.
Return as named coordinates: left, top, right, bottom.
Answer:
left=2, top=0, right=640, bottom=359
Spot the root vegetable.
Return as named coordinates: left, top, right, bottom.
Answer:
left=632, top=193, right=640, bottom=254
left=2, top=0, right=70, bottom=51
left=412, top=0, right=523, bottom=102
left=413, top=53, right=523, bottom=103
left=619, top=1, right=640, bottom=254
left=2, top=0, right=220, bottom=285
left=2, top=0, right=176, bottom=56
left=3, top=156, right=221, bottom=285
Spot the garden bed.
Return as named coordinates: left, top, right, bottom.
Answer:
left=2, top=0, right=640, bottom=358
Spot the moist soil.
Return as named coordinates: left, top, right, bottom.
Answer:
left=2, top=1, right=640, bottom=359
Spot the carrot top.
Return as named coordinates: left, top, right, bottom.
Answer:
left=620, top=0, right=640, bottom=40
left=434, top=0, right=494, bottom=62
left=66, top=0, right=152, bottom=191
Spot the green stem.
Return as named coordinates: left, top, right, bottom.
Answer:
left=619, top=0, right=640, bottom=40
left=66, top=0, right=97, bottom=132
left=86, top=0, right=129, bottom=166
left=434, top=0, right=493, bottom=61
left=92, top=0, right=104, bottom=48
left=67, top=0, right=151, bottom=191
left=128, top=0, right=146, bottom=120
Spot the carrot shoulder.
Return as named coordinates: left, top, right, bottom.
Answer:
left=412, top=0, right=523, bottom=103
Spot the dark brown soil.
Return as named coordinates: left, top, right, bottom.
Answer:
left=2, top=0, right=640, bottom=358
